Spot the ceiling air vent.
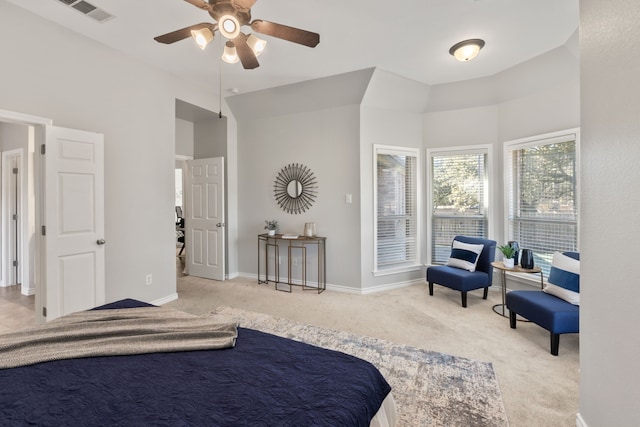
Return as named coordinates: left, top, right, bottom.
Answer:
left=55, top=0, right=114, bottom=23
left=72, top=1, right=96, bottom=14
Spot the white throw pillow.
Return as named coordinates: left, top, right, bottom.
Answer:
left=446, top=240, right=484, bottom=272
left=543, top=251, right=580, bottom=305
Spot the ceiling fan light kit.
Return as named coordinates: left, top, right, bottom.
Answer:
left=222, top=41, right=240, bottom=63
left=449, top=38, right=485, bottom=61
left=154, top=0, right=320, bottom=70
left=191, top=27, right=214, bottom=50
left=246, top=34, right=267, bottom=56
left=219, top=15, right=240, bottom=39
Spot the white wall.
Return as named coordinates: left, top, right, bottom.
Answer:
left=423, top=47, right=579, bottom=248
left=0, top=1, right=220, bottom=304
left=194, top=118, right=227, bottom=160
left=359, top=105, right=425, bottom=290
left=235, top=104, right=362, bottom=289
left=225, top=112, right=239, bottom=278
left=175, top=118, right=194, bottom=158
left=579, top=0, right=640, bottom=425
left=230, top=68, right=428, bottom=292
left=228, top=45, right=579, bottom=292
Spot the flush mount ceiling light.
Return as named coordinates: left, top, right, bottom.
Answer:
left=449, top=38, right=485, bottom=61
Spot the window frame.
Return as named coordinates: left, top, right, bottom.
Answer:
left=426, top=144, right=493, bottom=265
left=503, top=128, right=580, bottom=278
left=373, top=144, right=422, bottom=276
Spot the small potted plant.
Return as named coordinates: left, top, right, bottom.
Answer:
left=264, top=220, right=278, bottom=236
left=498, top=244, right=516, bottom=268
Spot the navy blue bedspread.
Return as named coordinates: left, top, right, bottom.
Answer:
left=0, top=299, right=391, bottom=426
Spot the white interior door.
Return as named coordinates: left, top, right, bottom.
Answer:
left=185, top=157, right=225, bottom=281
left=43, top=125, right=105, bottom=321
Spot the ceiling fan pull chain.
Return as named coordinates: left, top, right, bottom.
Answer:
left=219, top=35, right=223, bottom=119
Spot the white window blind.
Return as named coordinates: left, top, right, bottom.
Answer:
left=429, top=149, right=488, bottom=264
left=506, top=132, right=578, bottom=277
left=375, top=146, right=419, bottom=271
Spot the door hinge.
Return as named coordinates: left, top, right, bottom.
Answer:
left=12, top=260, right=18, bottom=267
left=12, top=214, right=18, bottom=221
left=12, top=167, right=18, bottom=174
left=41, top=144, right=46, bottom=155
left=41, top=225, right=46, bottom=236
left=42, top=306, right=47, bottom=317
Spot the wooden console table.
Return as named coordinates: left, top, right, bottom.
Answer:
left=257, top=234, right=326, bottom=293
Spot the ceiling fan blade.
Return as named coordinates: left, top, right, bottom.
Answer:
left=251, top=20, right=320, bottom=48
left=183, top=0, right=212, bottom=11
left=232, top=0, right=257, bottom=9
left=154, top=23, right=216, bottom=44
left=234, top=33, right=260, bottom=69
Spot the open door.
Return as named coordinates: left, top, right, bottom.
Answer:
left=42, top=125, right=105, bottom=321
left=185, top=157, right=225, bottom=281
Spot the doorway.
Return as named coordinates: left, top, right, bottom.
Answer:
left=0, top=110, right=106, bottom=324
left=0, top=126, right=36, bottom=294
left=1, top=149, right=27, bottom=291
left=0, top=115, right=43, bottom=325
left=175, top=99, right=228, bottom=280
left=175, top=156, right=191, bottom=273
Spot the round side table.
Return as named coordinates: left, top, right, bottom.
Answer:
left=491, top=261, right=543, bottom=318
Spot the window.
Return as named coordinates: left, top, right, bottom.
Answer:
left=428, top=147, right=489, bottom=264
left=505, top=130, right=579, bottom=277
left=374, top=145, right=420, bottom=273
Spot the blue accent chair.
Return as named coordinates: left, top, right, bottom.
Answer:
left=506, top=252, right=580, bottom=356
left=426, top=236, right=497, bottom=307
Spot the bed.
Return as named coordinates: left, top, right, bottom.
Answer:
left=0, top=299, right=396, bottom=426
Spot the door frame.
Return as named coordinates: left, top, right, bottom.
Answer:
left=175, top=155, right=192, bottom=271
left=0, top=109, right=51, bottom=323
left=0, top=148, right=28, bottom=291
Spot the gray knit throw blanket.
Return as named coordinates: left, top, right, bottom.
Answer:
left=0, top=306, right=238, bottom=369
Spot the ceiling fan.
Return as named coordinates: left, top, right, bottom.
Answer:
left=154, top=0, right=320, bottom=69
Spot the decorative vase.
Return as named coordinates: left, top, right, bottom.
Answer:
left=503, top=257, right=515, bottom=268
left=508, top=241, right=520, bottom=265
left=520, top=249, right=534, bottom=269
left=268, top=229, right=275, bottom=236
left=304, top=222, right=316, bottom=237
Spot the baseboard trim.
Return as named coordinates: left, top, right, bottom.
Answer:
left=239, top=273, right=329, bottom=291
left=360, top=278, right=424, bottom=295
left=576, top=412, right=587, bottom=427
left=21, top=286, right=36, bottom=296
left=152, top=293, right=178, bottom=306
left=237, top=273, right=423, bottom=295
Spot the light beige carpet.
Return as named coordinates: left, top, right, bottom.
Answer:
left=167, top=272, right=579, bottom=426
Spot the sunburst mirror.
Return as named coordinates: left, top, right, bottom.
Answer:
left=273, top=163, right=318, bottom=214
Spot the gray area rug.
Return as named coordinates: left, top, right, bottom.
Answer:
left=211, top=306, right=509, bottom=427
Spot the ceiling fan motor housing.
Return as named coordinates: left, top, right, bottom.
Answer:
left=209, top=0, right=251, bottom=26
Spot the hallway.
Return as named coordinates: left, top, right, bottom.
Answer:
left=0, top=285, right=35, bottom=333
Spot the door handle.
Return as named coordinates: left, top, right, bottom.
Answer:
left=96, top=239, right=106, bottom=245
left=216, top=223, right=225, bottom=228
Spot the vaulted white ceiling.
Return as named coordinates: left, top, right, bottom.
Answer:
left=7, top=0, right=579, bottom=96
